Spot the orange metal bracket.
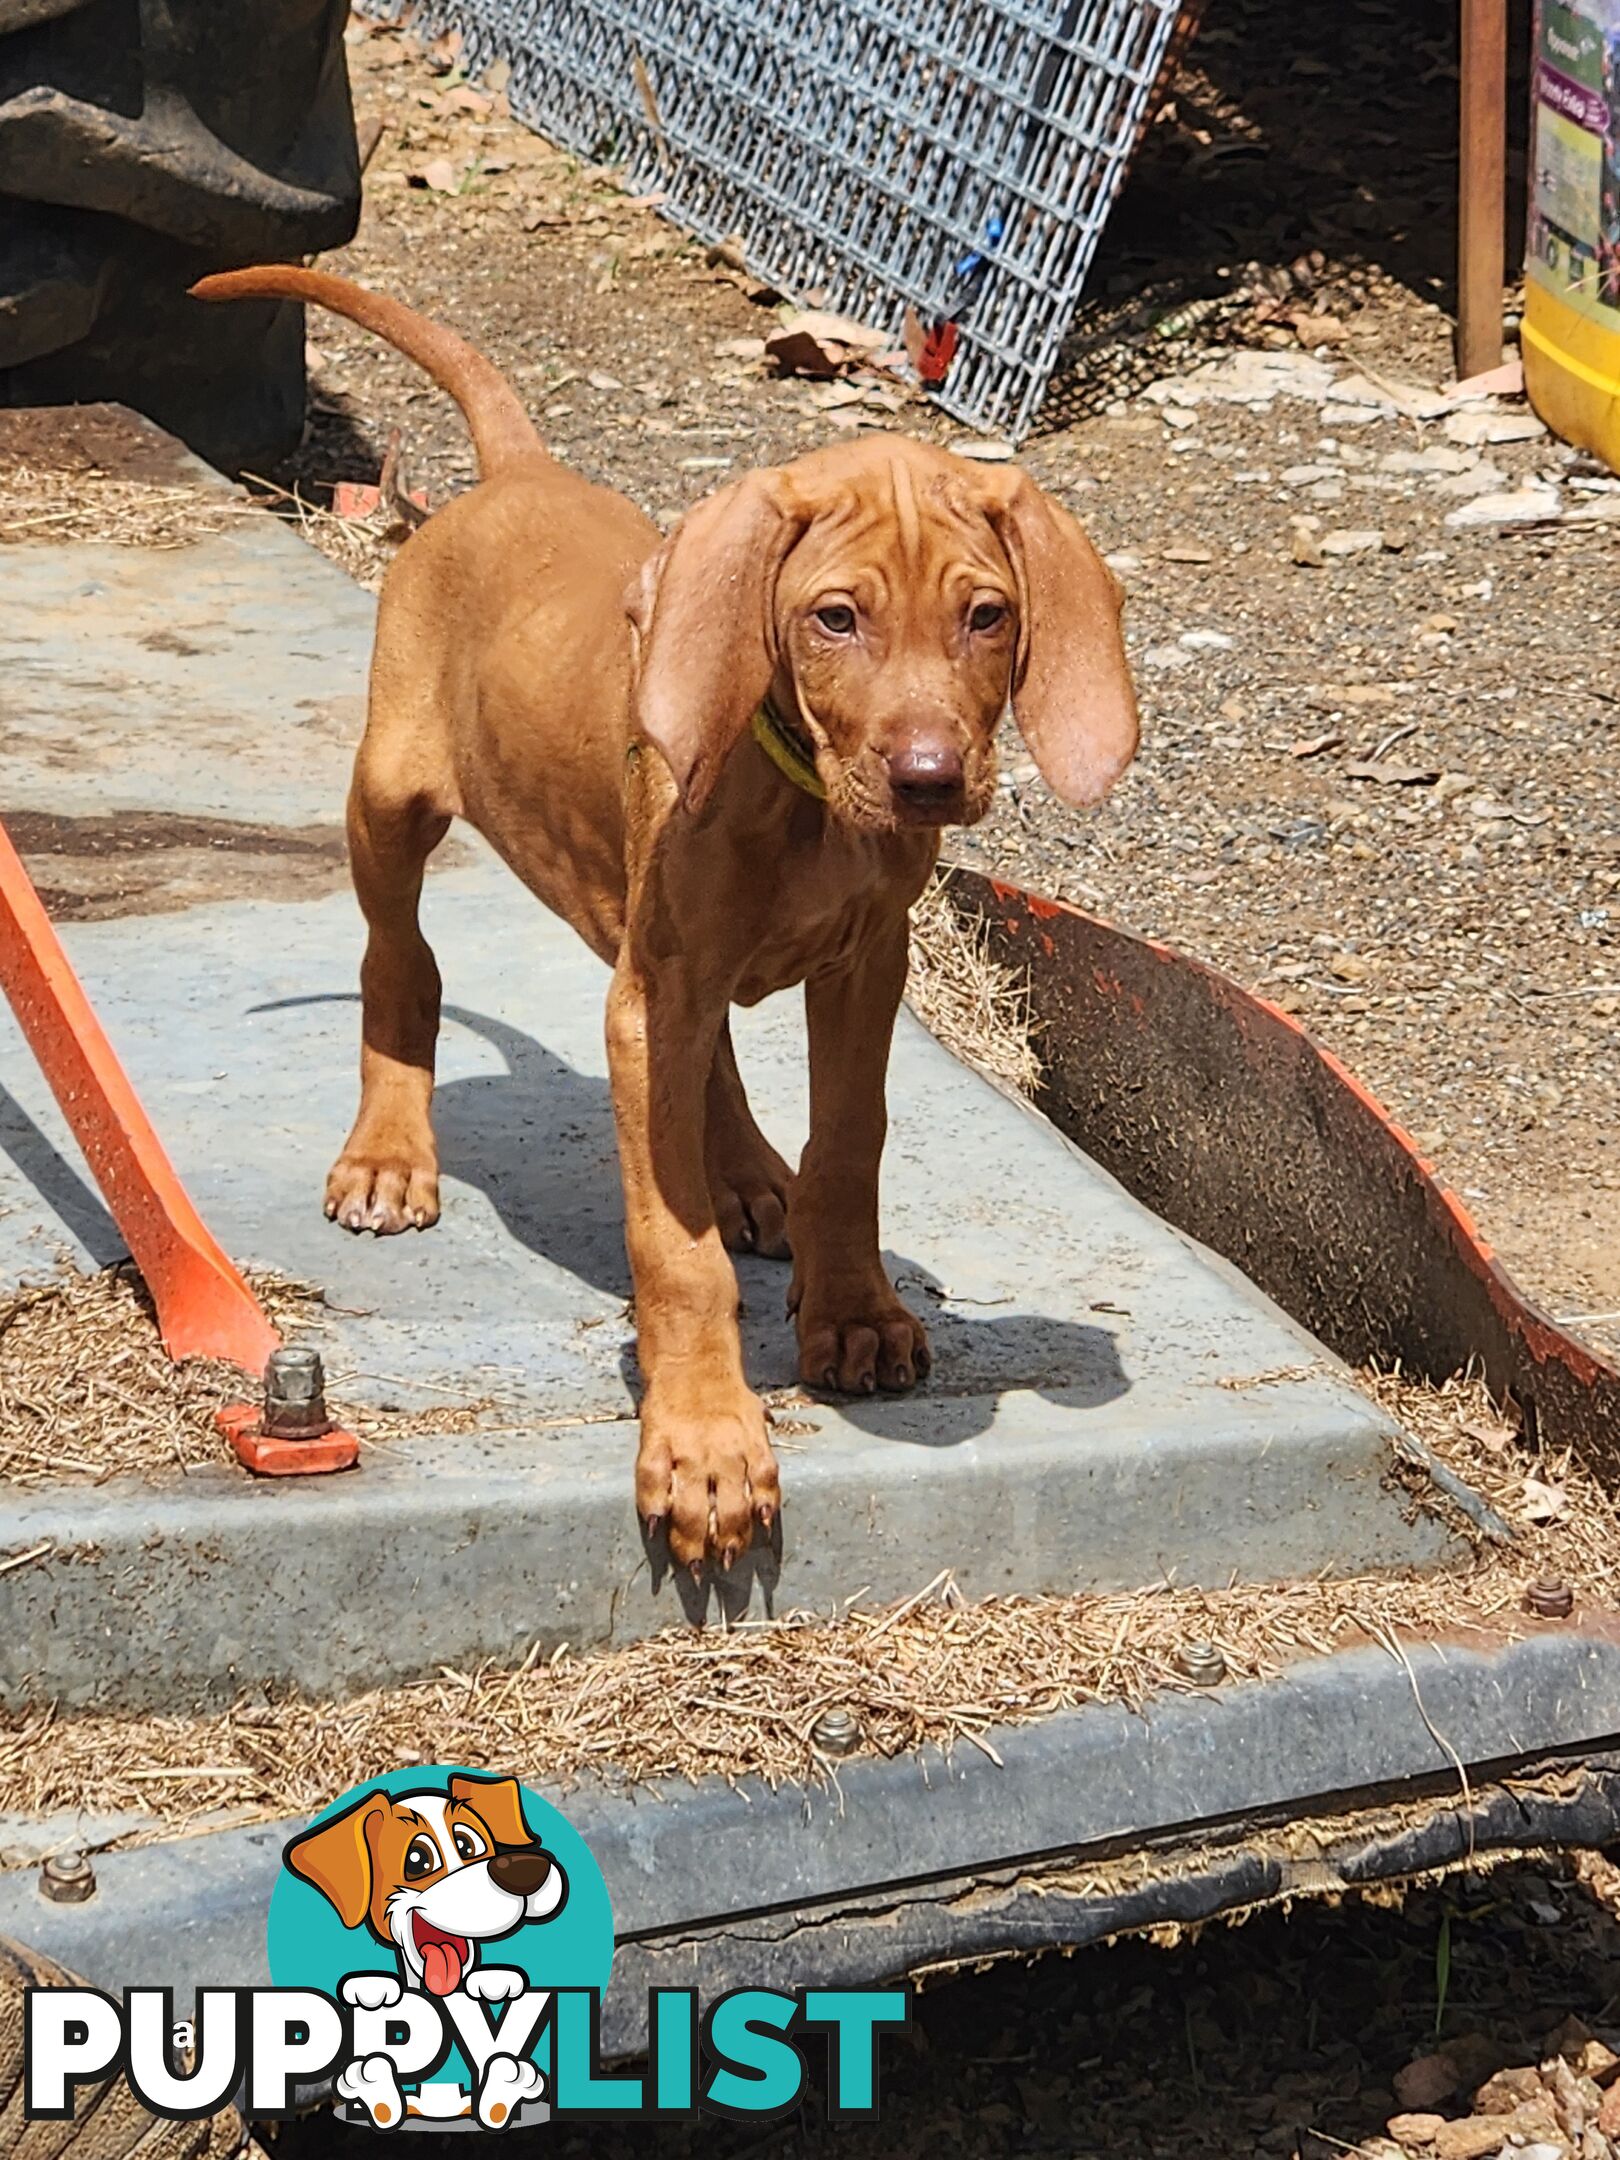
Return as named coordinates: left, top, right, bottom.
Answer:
left=0, top=814, right=280, bottom=1370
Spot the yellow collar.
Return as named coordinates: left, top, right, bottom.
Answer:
left=751, top=699, right=826, bottom=799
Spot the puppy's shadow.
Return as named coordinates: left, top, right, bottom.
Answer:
left=259, top=998, right=1131, bottom=1433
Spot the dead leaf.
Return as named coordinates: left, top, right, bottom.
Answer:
left=1292, top=312, right=1349, bottom=346
left=1289, top=732, right=1344, bottom=759
left=713, top=336, right=766, bottom=362
left=410, top=158, right=460, bottom=194
left=764, top=309, right=888, bottom=379
left=1462, top=1418, right=1515, bottom=1455
left=631, top=52, right=665, bottom=148
left=1449, top=357, right=1525, bottom=400
left=1343, top=760, right=1443, bottom=786
left=1522, top=1476, right=1567, bottom=1522
left=435, top=85, right=490, bottom=116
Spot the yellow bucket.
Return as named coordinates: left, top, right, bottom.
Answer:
left=1524, top=0, right=1620, bottom=471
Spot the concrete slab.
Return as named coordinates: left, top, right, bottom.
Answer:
left=0, top=415, right=1467, bottom=1711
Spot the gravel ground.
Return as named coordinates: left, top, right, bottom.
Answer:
left=250, top=7, right=1620, bottom=2153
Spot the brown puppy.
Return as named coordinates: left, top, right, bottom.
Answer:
left=194, top=268, right=1139, bottom=1572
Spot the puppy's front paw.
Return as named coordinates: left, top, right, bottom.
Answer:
left=341, top=1972, right=403, bottom=2011
left=463, top=1965, right=526, bottom=2004
left=325, top=1148, right=440, bottom=1235
left=636, top=1388, right=781, bottom=1571
left=792, top=1274, right=931, bottom=1395
left=476, top=2052, right=545, bottom=2129
left=337, top=2051, right=406, bottom=2129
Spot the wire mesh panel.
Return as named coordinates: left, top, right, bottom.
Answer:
left=376, top=0, right=1183, bottom=438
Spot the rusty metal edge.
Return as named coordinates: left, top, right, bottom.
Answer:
left=940, top=867, right=1620, bottom=1481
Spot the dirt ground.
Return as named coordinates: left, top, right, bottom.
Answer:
left=211, top=3, right=1620, bottom=2156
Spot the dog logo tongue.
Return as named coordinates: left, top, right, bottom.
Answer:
left=422, top=1938, right=464, bottom=1995
left=413, top=1917, right=469, bottom=1996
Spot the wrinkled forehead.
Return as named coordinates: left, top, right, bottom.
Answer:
left=778, top=453, right=1012, bottom=598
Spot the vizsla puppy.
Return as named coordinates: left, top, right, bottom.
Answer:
left=195, top=268, right=1140, bottom=1571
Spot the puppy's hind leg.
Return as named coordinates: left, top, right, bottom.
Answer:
left=706, top=1021, right=793, bottom=1259
left=326, top=739, right=453, bottom=1236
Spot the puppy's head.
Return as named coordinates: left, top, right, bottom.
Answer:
left=284, top=1775, right=566, bottom=1996
left=627, top=435, right=1138, bottom=831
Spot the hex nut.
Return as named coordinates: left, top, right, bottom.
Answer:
left=40, top=1850, right=95, bottom=1904
left=1526, top=1576, right=1574, bottom=1620
left=262, top=1346, right=330, bottom=1441
left=811, top=1707, right=862, bottom=1758
left=1179, top=1640, right=1228, bottom=1686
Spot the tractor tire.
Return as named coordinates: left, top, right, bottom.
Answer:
left=0, top=1932, right=262, bottom=2156
left=0, top=0, right=360, bottom=469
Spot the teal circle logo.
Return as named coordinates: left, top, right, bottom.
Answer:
left=266, top=1765, right=612, bottom=2126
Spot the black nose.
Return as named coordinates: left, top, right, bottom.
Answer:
left=885, top=741, right=964, bottom=805
left=489, top=1849, right=551, bottom=1897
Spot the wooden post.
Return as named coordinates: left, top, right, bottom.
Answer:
left=1457, top=0, right=1509, bottom=378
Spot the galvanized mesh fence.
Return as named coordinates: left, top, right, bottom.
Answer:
left=367, top=0, right=1183, bottom=439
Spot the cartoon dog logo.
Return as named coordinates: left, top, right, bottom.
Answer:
left=284, top=1772, right=568, bottom=2129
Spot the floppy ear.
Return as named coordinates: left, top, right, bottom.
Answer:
left=982, top=469, right=1139, bottom=807
left=450, top=1773, right=533, bottom=1849
left=284, top=1793, right=385, bottom=1930
left=627, top=470, right=804, bottom=813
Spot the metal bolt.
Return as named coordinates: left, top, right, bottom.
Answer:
left=40, top=1851, right=95, bottom=1904
left=262, top=1347, right=331, bottom=1441
left=1526, top=1576, right=1574, bottom=1620
left=1179, top=1640, right=1227, bottom=1687
left=811, top=1707, right=862, bottom=1758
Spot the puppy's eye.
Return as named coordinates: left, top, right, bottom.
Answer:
left=403, top=1836, right=440, bottom=1880
left=969, top=600, right=1007, bottom=633
left=453, top=1826, right=488, bottom=1862
left=814, top=603, right=856, bottom=635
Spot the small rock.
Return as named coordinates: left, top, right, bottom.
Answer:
left=1321, top=528, right=1384, bottom=556
left=1330, top=953, right=1372, bottom=982
left=1443, top=407, right=1549, bottom=446
left=1396, top=2057, right=1464, bottom=2113
left=954, top=439, right=1017, bottom=461
left=1431, top=2112, right=1556, bottom=2160
left=1103, top=551, right=1143, bottom=574
left=1444, top=486, right=1562, bottom=529
left=1141, top=644, right=1196, bottom=671
left=1179, top=629, right=1234, bottom=650
left=586, top=370, right=624, bottom=392
left=1389, top=2112, right=1447, bottom=2143
left=1283, top=463, right=1343, bottom=485
left=1476, top=2067, right=1546, bottom=2114
left=1162, top=406, right=1199, bottom=430
left=1290, top=524, right=1325, bottom=567
left=1381, top=446, right=1475, bottom=475
left=1431, top=461, right=1508, bottom=499
left=1382, top=528, right=1411, bottom=551
left=1161, top=541, right=1215, bottom=563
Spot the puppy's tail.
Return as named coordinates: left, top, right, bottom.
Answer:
left=190, top=265, right=544, bottom=478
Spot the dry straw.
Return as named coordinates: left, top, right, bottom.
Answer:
left=0, top=462, right=251, bottom=549
left=0, top=1265, right=490, bottom=1487
left=906, top=873, right=1042, bottom=1094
